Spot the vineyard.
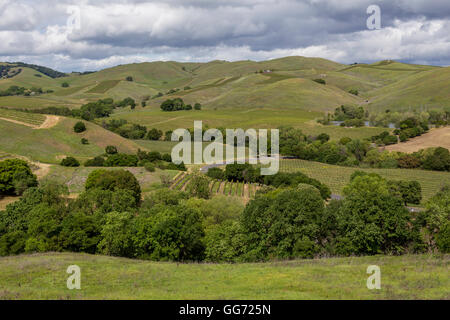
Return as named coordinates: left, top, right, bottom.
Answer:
left=0, top=108, right=46, bottom=127
left=170, top=171, right=260, bottom=200
left=279, top=159, right=450, bottom=203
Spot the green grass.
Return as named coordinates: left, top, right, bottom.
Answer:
left=0, top=117, right=143, bottom=164
left=0, top=253, right=447, bottom=299
left=279, top=159, right=450, bottom=203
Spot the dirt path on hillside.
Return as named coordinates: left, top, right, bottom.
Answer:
left=0, top=115, right=60, bottom=129
left=37, top=115, right=61, bottom=129
left=384, top=127, right=450, bottom=153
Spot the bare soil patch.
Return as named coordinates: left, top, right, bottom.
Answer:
left=384, top=127, right=450, bottom=153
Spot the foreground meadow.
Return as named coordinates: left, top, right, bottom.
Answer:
left=0, top=253, right=448, bottom=300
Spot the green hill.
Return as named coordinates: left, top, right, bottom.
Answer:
left=0, top=112, right=142, bottom=163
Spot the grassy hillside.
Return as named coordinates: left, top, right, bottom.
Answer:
left=0, top=115, right=142, bottom=163
left=367, top=67, right=450, bottom=111
left=0, top=253, right=447, bottom=299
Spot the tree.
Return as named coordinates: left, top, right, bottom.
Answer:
left=85, top=169, right=141, bottom=204
left=241, top=186, right=325, bottom=260
left=98, top=211, right=135, bottom=257
left=126, top=76, right=133, bottom=81
left=0, top=159, right=37, bottom=196
left=194, top=103, right=202, bottom=110
left=84, top=156, right=105, bottom=167
left=60, top=157, right=80, bottom=167
left=61, top=82, right=69, bottom=88
left=81, top=138, right=89, bottom=145
left=73, top=121, right=86, bottom=133
left=145, top=205, right=205, bottom=261
left=104, top=154, right=138, bottom=167
left=337, top=175, right=413, bottom=255
left=186, top=174, right=211, bottom=199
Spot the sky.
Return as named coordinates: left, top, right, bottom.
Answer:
left=0, top=0, right=449, bottom=72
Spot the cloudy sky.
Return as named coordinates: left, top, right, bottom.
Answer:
left=0, top=0, right=449, bottom=72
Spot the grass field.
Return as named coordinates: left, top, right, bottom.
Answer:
left=0, top=253, right=447, bottom=299
left=280, top=159, right=450, bottom=203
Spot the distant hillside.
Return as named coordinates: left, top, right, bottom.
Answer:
left=0, top=56, right=448, bottom=117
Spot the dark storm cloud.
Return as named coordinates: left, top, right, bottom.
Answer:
left=0, top=0, right=448, bottom=71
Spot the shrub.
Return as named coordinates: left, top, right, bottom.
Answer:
left=126, top=76, right=133, bottom=81
left=105, top=146, right=118, bottom=155
left=73, top=121, right=86, bottom=133
left=144, top=162, right=155, bottom=172
left=194, top=103, right=202, bottom=110
left=60, top=157, right=80, bottom=167
left=348, top=89, right=359, bottom=96
left=104, top=154, right=139, bottom=167
left=147, top=128, right=163, bottom=141
left=61, top=82, right=69, bottom=88
left=313, top=78, right=326, bottom=85
left=81, top=138, right=89, bottom=145
left=206, top=167, right=225, bottom=180
left=84, top=156, right=105, bottom=167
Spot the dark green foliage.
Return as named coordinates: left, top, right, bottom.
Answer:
left=147, top=128, right=163, bottom=141
left=105, top=146, right=118, bottom=155
left=348, top=89, right=359, bottom=96
left=422, top=147, right=450, bottom=171
left=81, top=138, right=89, bottom=145
left=80, top=99, right=115, bottom=120
left=160, top=98, right=188, bottom=111
left=313, top=78, right=326, bottom=85
left=104, top=154, right=139, bottom=167
left=61, top=82, right=69, bottom=88
left=194, top=103, right=202, bottom=110
left=241, top=187, right=324, bottom=261
left=225, top=164, right=258, bottom=183
left=85, top=169, right=141, bottom=204
left=60, top=157, right=80, bottom=167
left=206, top=167, right=225, bottom=180
left=333, top=105, right=365, bottom=121
left=388, top=180, right=422, bottom=205
left=126, top=76, right=133, bottom=81
left=205, top=221, right=246, bottom=262
left=0, top=159, right=37, bottom=196
left=73, top=121, right=86, bottom=133
left=336, top=175, right=414, bottom=255
left=144, top=162, right=155, bottom=172
left=84, top=156, right=105, bottom=167
left=186, top=175, right=211, bottom=199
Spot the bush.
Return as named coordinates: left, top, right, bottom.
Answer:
left=105, top=146, right=118, bottom=155
left=84, top=156, right=105, bottom=167
left=147, top=128, right=163, bottom=141
left=194, top=103, right=202, bottom=110
left=81, top=138, right=89, bottom=145
left=85, top=169, right=141, bottom=204
left=104, top=154, right=139, bottom=167
left=348, top=89, right=359, bottom=96
left=60, top=157, right=80, bottom=167
left=313, top=79, right=326, bottom=85
left=144, top=162, right=155, bottom=172
left=61, top=82, right=69, bottom=88
left=206, top=167, right=225, bottom=180
left=74, top=121, right=86, bottom=133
